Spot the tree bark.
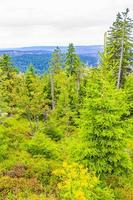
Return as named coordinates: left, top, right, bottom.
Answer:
left=117, top=13, right=127, bottom=88
left=117, top=28, right=125, bottom=88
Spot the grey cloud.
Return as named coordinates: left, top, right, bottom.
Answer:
left=0, top=15, right=109, bottom=30
left=0, top=0, right=132, bottom=48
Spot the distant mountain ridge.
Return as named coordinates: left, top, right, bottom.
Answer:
left=0, top=45, right=103, bottom=73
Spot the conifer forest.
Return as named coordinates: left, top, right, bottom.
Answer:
left=0, top=9, right=133, bottom=200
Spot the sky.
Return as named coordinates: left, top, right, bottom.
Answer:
left=0, top=0, right=133, bottom=48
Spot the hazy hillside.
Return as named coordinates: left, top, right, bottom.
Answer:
left=0, top=45, right=103, bottom=72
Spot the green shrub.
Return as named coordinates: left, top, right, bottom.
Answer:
left=44, top=124, right=63, bottom=141
left=0, top=130, right=9, bottom=161
left=26, top=133, right=59, bottom=159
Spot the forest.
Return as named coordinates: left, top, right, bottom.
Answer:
left=0, top=9, right=133, bottom=200
left=0, top=45, right=101, bottom=73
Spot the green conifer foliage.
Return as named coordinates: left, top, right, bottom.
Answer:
left=49, top=47, right=63, bottom=73
left=80, top=69, right=131, bottom=175
left=0, top=55, right=18, bottom=114
left=65, top=43, right=80, bottom=76
left=49, top=47, right=63, bottom=109
left=105, top=9, right=133, bottom=87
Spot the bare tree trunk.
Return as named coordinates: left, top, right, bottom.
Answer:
left=117, top=29, right=125, bottom=88
left=50, top=72, right=55, bottom=109
left=117, top=14, right=127, bottom=88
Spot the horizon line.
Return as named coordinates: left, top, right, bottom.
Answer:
left=0, top=44, right=103, bottom=50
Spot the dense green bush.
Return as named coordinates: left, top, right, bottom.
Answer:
left=0, top=131, right=9, bottom=161
left=44, top=122, right=63, bottom=141
left=26, top=133, right=59, bottom=159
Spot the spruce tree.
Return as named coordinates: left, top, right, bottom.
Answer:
left=65, top=43, right=83, bottom=106
left=49, top=47, right=62, bottom=73
left=80, top=69, right=131, bottom=175
left=15, top=65, right=45, bottom=133
left=0, top=55, right=18, bottom=114
left=65, top=43, right=81, bottom=76
left=49, top=47, right=62, bottom=109
left=105, top=9, right=133, bottom=87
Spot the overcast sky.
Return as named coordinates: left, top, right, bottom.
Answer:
left=0, top=0, right=133, bottom=48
